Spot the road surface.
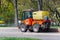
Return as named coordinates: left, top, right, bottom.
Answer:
left=0, top=27, right=60, bottom=40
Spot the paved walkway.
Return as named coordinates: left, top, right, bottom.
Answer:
left=0, top=27, right=60, bottom=40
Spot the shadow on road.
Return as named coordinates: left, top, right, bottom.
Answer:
left=41, top=28, right=60, bottom=33
left=48, top=28, right=58, bottom=32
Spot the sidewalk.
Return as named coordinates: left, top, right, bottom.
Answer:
left=0, top=27, right=18, bottom=30
left=0, top=27, right=20, bottom=32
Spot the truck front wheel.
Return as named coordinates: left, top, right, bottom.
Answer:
left=20, top=24, right=27, bottom=32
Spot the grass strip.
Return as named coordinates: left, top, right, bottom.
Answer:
left=0, top=37, right=39, bottom=40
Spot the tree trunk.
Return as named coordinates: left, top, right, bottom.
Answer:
left=38, top=0, right=42, bottom=10
left=14, top=0, right=18, bottom=26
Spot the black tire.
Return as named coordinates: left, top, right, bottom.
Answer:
left=29, top=26, right=33, bottom=32
left=44, top=28, right=50, bottom=32
left=20, top=24, right=27, bottom=32
left=43, top=23, right=50, bottom=32
left=33, top=24, right=40, bottom=32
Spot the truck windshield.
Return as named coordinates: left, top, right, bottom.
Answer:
left=24, top=11, right=32, bottom=19
left=21, top=11, right=32, bottom=20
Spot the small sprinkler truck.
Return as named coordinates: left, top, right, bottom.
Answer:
left=19, top=9, right=51, bottom=32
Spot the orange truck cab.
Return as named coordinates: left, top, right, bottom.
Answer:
left=19, top=10, right=51, bottom=32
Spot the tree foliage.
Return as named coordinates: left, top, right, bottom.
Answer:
left=0, top=0, right=60, bottom=24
